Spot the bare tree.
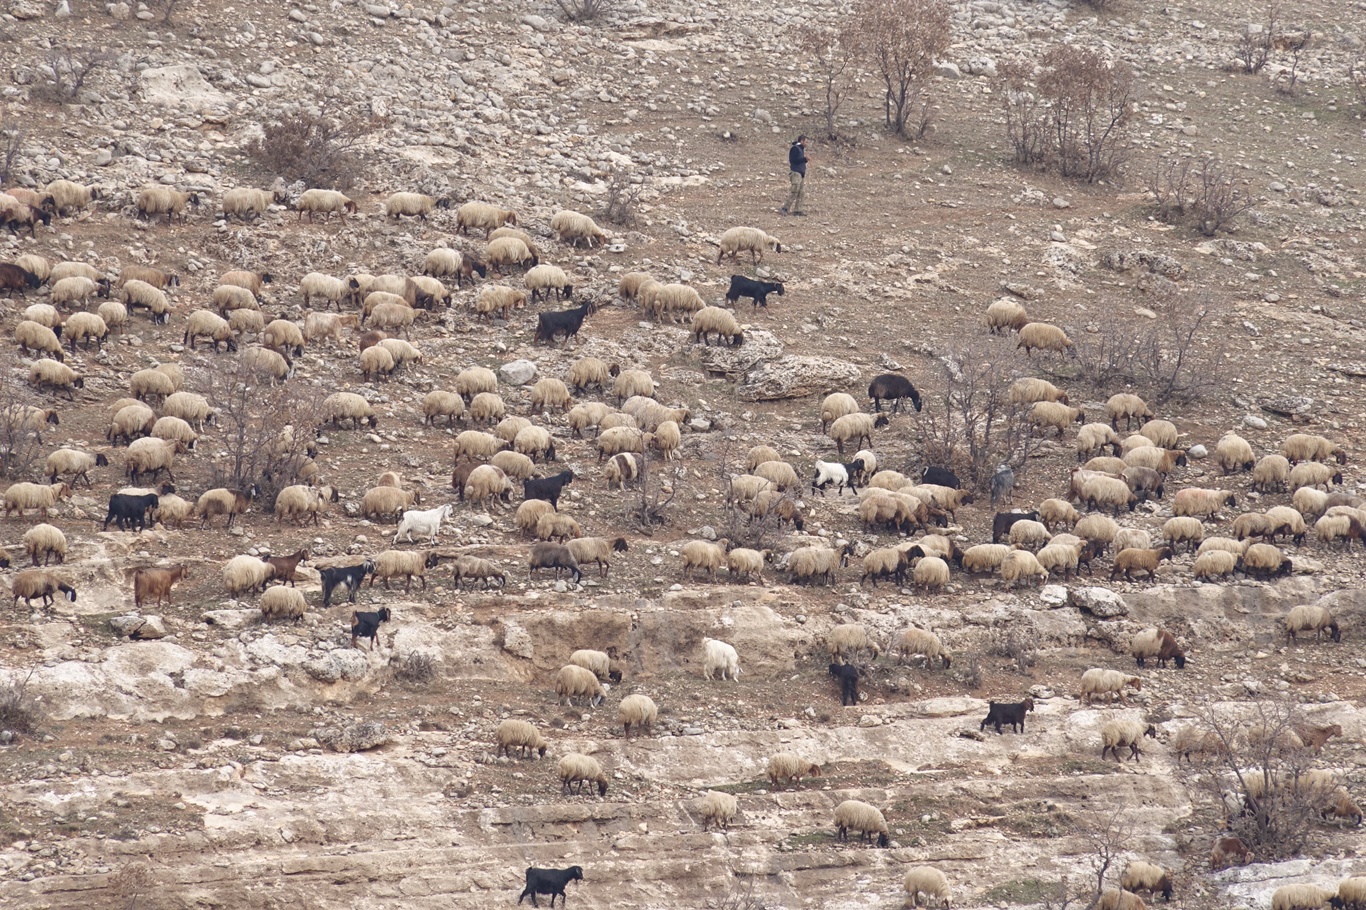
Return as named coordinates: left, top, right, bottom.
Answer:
left=1234, top=2, right=1280, bottom=74
left=0, top=111, right=24, bottom=187
left=915, top=342, right=1037, bottom=493
left=245, top=96, right=386, bottom=192
left=849, top=0, right=951, bottom=139
left=995, top=58, right=1051, bottom=166
left=204, top=355, right=323, bottom=499
left=1184, top=698, right=1322, bottom=860
left=624, top=448, right=679, bottom=532
left=1060, top=290, right=1225, bottom=405
left=1272, top=30, right=1313, bottom=96
left=1037, top=46, right=1135, bottom=182
left=0, top=363, right=51, bottom=481
left=1351, top=51, right=1366, bottom=113
left=799, top=23, right=857, bottom=139
left=32, top=46, right=112, bottom=103
left=600, top=166, right=643, bottom=226
left=1148, top=156, right=1260, bottom=236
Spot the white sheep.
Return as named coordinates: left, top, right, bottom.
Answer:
left=717, top=226, right=782, bottom=264
left=1100, top=717, right=1157, bottom=762
left=393, top=504, right=453, bottom=545
left=555, top=664, right=606, bottom=707
left=1080, top=668, right=1142, bottom=705
left=455, top=201, right=517, bottom=238
left=986, top=298, right=1029, bottom=334
left=259, top=585, right=308, bottom=622
left=295, top=189, right=356, bottom=220
left=551, top=210, right=608, bottom=247
left=384, top=192, right=445, bottom=219
left=691, top=306, right=744, bottom=345
left=1017, top=322, right=1074, bottom=356
left=618, top=693, right=657, bottom=736
left=904, top=867, right=951, bottom=909
left=496, top=719, right=548, bottom=759
left=702, top=638, right=740, bottom=681
left=832, top=799, right=889, bottom=847
left=894, top=628, right=951, bottom=669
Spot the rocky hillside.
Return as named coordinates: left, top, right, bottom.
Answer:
left=1, top=0, right=1366, bottom=908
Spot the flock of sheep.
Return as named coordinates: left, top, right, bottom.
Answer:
left=1, top=170, right=1363, bottom=910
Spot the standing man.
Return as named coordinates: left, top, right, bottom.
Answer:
left=781, top=135, right=808, bottom=216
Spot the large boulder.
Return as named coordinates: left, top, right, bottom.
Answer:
left=695, top=328, right=783, bottom=378
left=737, top=356, right=861, bottom=401
left=140, top=65, right=232, bottom=112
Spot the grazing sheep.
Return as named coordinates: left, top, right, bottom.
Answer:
left=323, top=392, right=378, bottom=429
left=44, top=448, right=108, bottom=488
left=46, top=179, right=101, bottom=215
left=450, top=556, right=506, bottom=589
left=681, top=540, right=728, bottom=580
left=789, top=545, right=849, bottom=585
left=361, top=485, right=421, bottom=521
left=986, top=298, right=1029, bottom=334
left=1137, top=419, right=1179, bottom=448
left=514, top=426, right=556, bottom=463
left=1029, top=401, right=1086, bottom=436
left=698, top=790, right=737, bottom=830
left=767, top=752, right=822, bottom=787
left=496, top=719, right=548, bottom=759
left=1285, top=604, right=1341, bottom=644
left=1095, top=890, right=1147, bottom=910
left=604, top=452, right=639, bottom=491
left=1011, top=377, right=1071, bottom=405
left=1110, top=546, right=1174, bottom=581
left=618, top=693, right=657, bottom=737
left=1290, top=461, right=1343, bottom=492
left=828, top=623, right=882, bottom=663
left=384, top=191, right=447, bottom=219
left=195, top=488, right=255, bottom=530
left=1131, top=628, right=1186, bottom=669
left=259, top=586, right=308, bottom=623
left=1081, top=668, right=1142, bottom=705
left=455, top=201, right=517, bottom=238
left=1241, top=542, right=1293, bottom=579
left=1337, top=879, right=1366, bottom=910
left=453, top=430, right=505, bottom=461
left=558, top=753, right=608, bottom=796
left=903, top=867, right=951, bottom=909
left=15, top=321, right=65, bottom=362
left=568, top=649, right=615, bottom=681
left=567, top=358, right=618, bottom=395
left=295, top=189, right=356, bottom=220
left=1282, top=433, right=1347, bottom=465
left=567, top=537, right=628, bottom=578
left=534, top=512, right=582, bottom=542
left=1271, top=885, right=1339, bottom=910
left=136, top=186, right=199, bottom=222
left=1121, top=862, right=1173, bottom=902
left=832, top=800, right=890, bottom=848
left=551, top=209, right=608, bottom=247
left=222, top=186, right=280, bottom=220
left=528, top=542, right=583, bottom=584
left=9, top=570, right=78, bottom=607
left=1215, top=432, right=1257, bottom=475
left=22, top=523, right=67, bottom=567
left=1101, top=717, right=1158, bottom=762
left=828, top=413, right=889, bottom=456
left=1077, top=423, right=1124, bottom=461
left=1017, top=322, right=1074, bottom=355
left=222, top=555, right=272, bottom=596
left=2, top=482, right=72, bottom=518
left=691, top=306, right=744, bottom=345
left=702, top=638, right=741, bottom=681
left=555, top=665, right=606, bottom=707
left=1106, top=393, right=1154, bottom=430
left=1173, top=488, right=1237, bottom=521
left=1000, top=549, right=1047, bottom=588
left=28, top=360, right=84, bottom=400
left=894, top=627, right=951, bottom=669
left=370, top=550, right=437, bottom=592
left=596, top=426, right=647, bottom=461
left=913, top=555, right=950, bottom=592
left=717, top=226, right=782, bottom=264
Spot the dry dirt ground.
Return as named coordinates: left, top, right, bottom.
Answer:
left=2, top=0, right=1366, bottom=907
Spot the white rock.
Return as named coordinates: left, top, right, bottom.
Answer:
left=499, top=359, right=538, bottom=386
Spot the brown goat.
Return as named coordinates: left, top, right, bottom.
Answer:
left=264, top=549, right=309, bottom=586
left=1294, top=722, right=1344, bottom=755
left=132, top=565, right=189, bottom=608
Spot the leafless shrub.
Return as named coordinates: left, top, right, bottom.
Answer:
left=959, top=652, right=983, bottom=689
left=914, top=342, right=1037, bottom=494
left=986, top=627, right=1036, bottom=675
left=716, top=879, right=765, bottom=910
left=0, top=670, right=40, bottom=739
left=1037, top=46, right=1135, bottom=182
left=244, top=99, right=385, bottom=192
left=1184, top=698, right=1322, bottom=860
left=995, top=58, right=1051, bottom=166
left=1234, top=3, right=1279, bottom=74
left=1148, top=156, right=1260, bottom=236
left=0, top=366, right=50, bottom=482
left=150, top=0, right=181, bottom=25
left=111, top=861, right=159, bottom=910
left=1057, top=291, right=1225, bottom=405
left=848, top=0, right=951, bottom=139
left=556, top=0, right=617, bottom=22
left=1272, top=30, right=1312, bottom=96
left=0, top=117, right=23, bottom=187
left=31, top=46, right=112, bottom=104
left=204, top=355, right=324, bottom=500
left=1351, top=52, right=1366, bottom=113
left=625, top=449, right=679, bottom=532
left=799, top=23, right=857, bottom=139
left=600, top=166, right=643, bottom=226
left=396, top=651, right=437, bottom=685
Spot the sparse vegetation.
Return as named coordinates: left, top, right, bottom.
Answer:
left=0, top=671, right=40, bottom=739
left=0, top=366, right=48, bottom=481
left=849, top=0, right=951, bottom=139
left=0, top=112, right=23, bottom=187
left=601, top=166, right=643, bottom=226
left=1149, top=155, right=1261, bottom=236
left=555, top=0, right=617, bottom=22
left=31, top=46, right=112, bottom=104
left=245, top=98, right=384, bottom=192
left=799, top=23, right=857, bottom=139
left=1234, top=2, right=1279, bottom=74
left=396, top=651, right=438, bottom=685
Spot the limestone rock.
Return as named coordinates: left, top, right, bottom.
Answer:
left=140, top=65, right=233, bottom=112
left=696, top=328, right=783, bottom=378
left=737, top=356, right=861, bottom=401
left=110, top=614, right=168, bottom=640
left=1071, top=586, right=1127, bottom=618
left=499, top=359, right=538, bottom=386
left=317, top=721, right=390, bottom=753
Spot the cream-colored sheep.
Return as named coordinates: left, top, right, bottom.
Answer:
left=28, top=360, right=83, bottom=399
left=530, top=378, right=574, bottom=413
left=22, top=523, right=67, bottom=566
left=613, top=368, right=656, bottom=401
left=682, top=540, right=727, bottom=580
left=222, top=554, right=272, bottom=595
left=496, top=719, right=548, bottom=759
left=295, top=189, right=356, bottom=220
left=1105, top=393, right=1153, bottom=431
left=986, top=298, right=1028, bottom=334
left=555, top=665, right=606, bottom=708
left=46, top=179, right=101, bottom=215
left=1162, top=516, right=1205, bottom=553
left=1001, top=548, right=1047, bottom=587
left=551, top=210, right=609, bottom=247
left=486, top=236, right=536, bottom=271
left=1252, top=454, right=1292, bottom=493
left=1173, top=488, right=1237, bottom=521
left=691, top=306, right=744, bottom=345
left=259, top=585, right=308, bottom=622
left=702, top=638, right=741, bottom=681
left=136, top=186, right=199, bottom=222
left=1101, top=717, right=1157, bottom=762
left=1017, top=322, right=1074, bottom=355
left=222, top=186, right=279, bottom=220
left=464, top=464, right=512, bottom=509
left=384, top=191, right=445, bottom=219
left=558, top=752, right=608, bottom=795
left=618, top=693, right=657, bottom=736
left=1080, top=668, right=1142, bottom=705
left=698, top=790, right=737, bottom=830
left=904, top=867, right=951, bottom=909
left=717, top=226, right=782, bottom=264
left=1216, top=431, right=1256, bottom=475
left=1028, top=401, right=1085, bottom=436
left=832, top=799, right=889, bottom=847
left=455, top=201, right=517, bottom=238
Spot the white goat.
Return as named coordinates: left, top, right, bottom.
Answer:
left=812, top=458, right=861, bottom=496
left=393, top=503, right=453, bottom=545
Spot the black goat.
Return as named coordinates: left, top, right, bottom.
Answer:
left=350, top=607, right=392, bottom=650
left=920, top=465, right=959, bottom=488
left=519, top=866, right=583, bottom=908
left=725, top=274, right=785, bottom=309
left=524, top=470, right=575, bottom=509
left=992, top=510, right=1040, bottom=544
left=0, top=263, right=42, bottom=294
left=534, top=300, right=596, bottom=345
left=867, top=373, right=922, bottom=413
left=829, top=662, right=859, bottom=706
left=321, top=559, right=374, bottom=608
left=103, top=492, right=159, bottom=531
left=980, top=697, right=1035, bottom=735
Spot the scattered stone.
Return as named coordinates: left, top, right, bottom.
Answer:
left=737, top=356, right=861, bottom=401
left=1071, top=587, right=1127, bottom=618
left=316, top=721, right=390, bottom=753
left=110, top=614, right=168, bottom=640
left=1187, top=444, right=1208, bottom=459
